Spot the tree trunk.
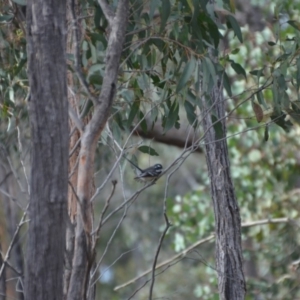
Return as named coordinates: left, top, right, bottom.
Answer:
left=25, top=1, right=68, bottom=299
left=66, top=1, right=129, bottom=299
left=201, top=76, right=246, bottom=299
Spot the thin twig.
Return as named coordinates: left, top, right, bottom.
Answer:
left=97, top=0, right=115, bottom=25
left=90, top=103, right=160, bottom=203
left=68, top=105, right=84, bottom=133
left=148, top=213, right=171, bottom=299
left=4, top=149, right=28, bottom=198
left=90, top=201, right=128, bottom=282
left=16, top=126, right=30, bottom=195
left=0, top=188, right=24, bottom=210
left=69, top=137, right=81, bottom=158
left=127, top=258, right=183, bottom=300
left=0, top=204, right=29, bottom=279
left=114, top=217, right=293, bottom=291
left=91, top=180, right=117, bottom=239
left=69, top=154, right=80, bottom=179
left=70, top=0, right=97, bottom=105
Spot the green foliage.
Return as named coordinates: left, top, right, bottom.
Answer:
left=2, top=0, right=300, bottom=299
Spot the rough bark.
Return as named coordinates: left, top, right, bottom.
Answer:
left=66, top=1, right=129, bottom=299
left=63, top=1, right=81, bottom=297
left=25, top=1, right=68, bottom=299
left=201, top=78, right=246, bottom=299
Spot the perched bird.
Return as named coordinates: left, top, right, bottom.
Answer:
left=124, top=156, right=163, bottom=182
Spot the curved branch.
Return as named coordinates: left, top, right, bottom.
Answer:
left=97, top=0, right=115, bottom=25
left=114, top=217, right=292, bottom=291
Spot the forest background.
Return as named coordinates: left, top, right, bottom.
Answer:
left=0, top=0, right=300, bottom=299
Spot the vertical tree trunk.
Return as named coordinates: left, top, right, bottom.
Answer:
left=25, top=1, right=68, bottom=299
left=66, top=1, right=129, bottom=299
left=201, top=79, right=246, bottom=299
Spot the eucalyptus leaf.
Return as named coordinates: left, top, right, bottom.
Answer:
left=184, top=101, right=197, bottom=126
left=138, top=146, right=159, bottom=156
left=164, top=101, right=179, bottom=132
left=270, top=112, right=293, bottom=132
left=160, top=0, right=171, bottom=32
left=127, top=101, right=140, bottom=127
left=231, top=61, right=246, bottom=79
left=223, top=71, right=232, bottom=97
left=226, top=15, right=243, bottom=43
left=0, top=15, right=14, bottom=23
left=12, top=0, right=26, bottom=5
left=176, top=57, right=196, bottom=93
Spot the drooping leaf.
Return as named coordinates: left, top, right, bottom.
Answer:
left=114, top=112, right=125, bottom=130
left=223, top=0, right=235, bottom=13
left=138, top=146, right=159, bottom=156
left=205, top=17, right=221, bottom=48
left=121, top=89, right=134, bottom=103
left=270, top=112, right=293, bottom=132
left=139, top=111, right=148, bottom=133
left=0, top=15, right=14, bottom=23
left=160, top=0, right=171, bottom=33
left=203, top=57, right=217, bottom=84
left=149, top=0, right=160, bottom=20
left=164, top=101, right=179, bottom=132
left=186, top=0, right=194, bottom=13
left=150, top=106, right=159, bottom=127
left=287, top=20, right=300, bottom=31
left=223, top=71, right=232, bottom=97
left=184, top=100, right=197, bottom=126
left=12, top=57, right=27, bottom=78
left=249, top=69, right=264, bottom=77
left=127, top=101, right=140, bottom=127
left=231, top=61, right=246, bottom=79
left=176, top=57, right=196, bottom=93
left=251, top=101, right=264, bottom=123
left=264, top=124, right=269, bottom=142
left=226, top=15, right=243, bottom=43
left=187, top=89, right=197, bottom=105
left=231, top=48, right=240, bottom=54
left=256, top=91, right=268, bottom=110
left=287, top=101, right=300, bottom=125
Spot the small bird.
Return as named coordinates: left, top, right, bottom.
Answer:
left=124, top=156, right=163, bottom=182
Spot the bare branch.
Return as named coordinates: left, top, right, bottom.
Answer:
left=149, top=213, right=171, bottom=299
left=70, top=0, right=98, bottom=105
left=90, top=201, right=128, bottom=284
left=68, top=105, right=84, bottom=133
left=0, top=204, right=29, bottom=279
left=91, top=180, right=117, bottom=240
left=97, top=0, right=115, bottom=24
left=133, top=121, right=203, bottom=153
left=114, top=217, right=293, bottom=291
left=0, top=144, right=28, bottom=198
left=69, top=137, right=81, bottom=158
left=16, top=126, right=30, bottom=195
